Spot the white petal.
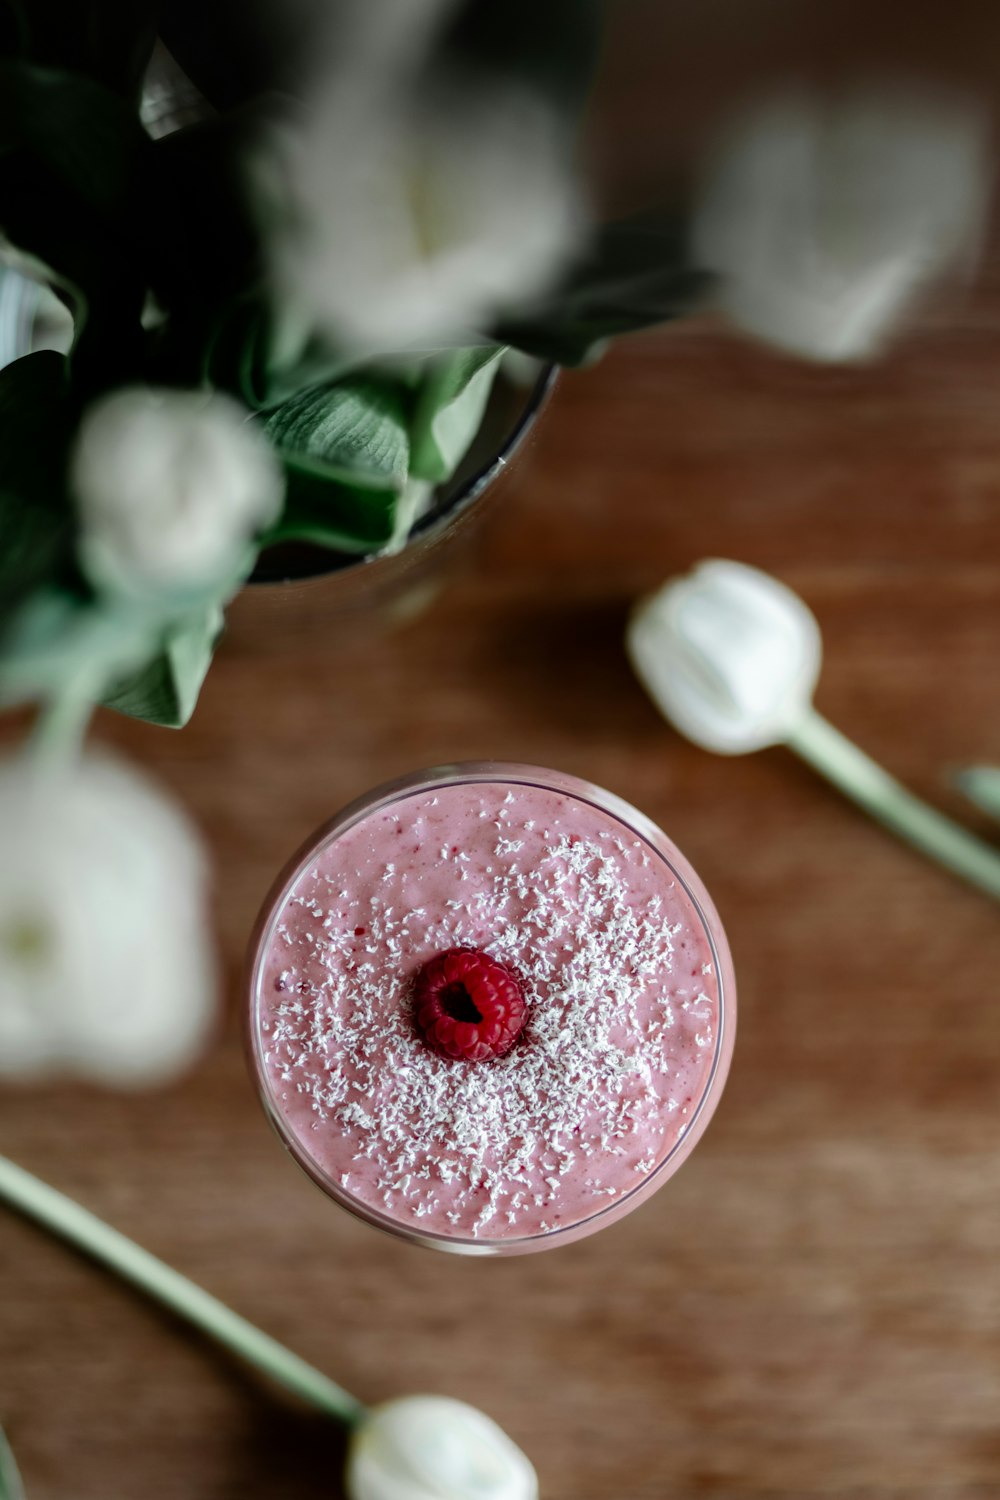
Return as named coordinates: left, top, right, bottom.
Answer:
left=694, top=86, right=990, bottom=361
left=347, top=1397, right=538, bottom=1500
left=628, top=559, right=822, bottom=754
left=261, top=76, right=584, bottom=355
left=0, top=751, right=216, bottom=1087
left=72, top=388, right=284, bottom=596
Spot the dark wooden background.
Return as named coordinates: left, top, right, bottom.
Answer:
left=2, top=306, right=1000, bottom=1498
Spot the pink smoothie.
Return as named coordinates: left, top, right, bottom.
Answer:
left=250, top=768, right=733, bottom=1251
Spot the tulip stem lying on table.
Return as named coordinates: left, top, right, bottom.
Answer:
left=0, top=1155, right=365, bottom=1428
left=788, top=710, right=1000, bottom=903
left=0, top=1425, right=26, bottom=1500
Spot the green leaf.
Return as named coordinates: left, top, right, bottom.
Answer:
left=263, top=465, right=400, bottom=556
left=0, top=62, right=150, bottom=212
left=0, top=194, right=146, bottom=389
left=409, top=347, right=503, bottom=484
left=0, top=1425, right=25, bottom=1500
left=264, top=379, right=410, bottom=486
left=384, top=476, right=433, bottom=554
left=138, top=103, right=274, bottom=317
left=2, top=0, right=158, bottom=99
left=497, top=212, right=710, bottom=366
left=0, top=590, right=158, bottom=708
left=198, top=299, right=353, bottom=413
left=0, top=351, right=77, bottom=619
left=261, top=376, right=410, bottom=554
left=0, top=3, right=26, bottom=60
left=199, top=299, right=272, bottom=409
left=0, top=349, right=73, bottom=491
left=0, top=68, right=151, bottom=388
left=0, top=483, right=70, bottom=610
left=102, top=606, right=224, bottom=727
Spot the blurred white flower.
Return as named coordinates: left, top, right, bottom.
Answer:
left=693, top=86, right=990, bottom=361
left=0, top=750, right=216, bottom=1087
left=347, top=1396, right=537, bottom=1500
left=71, top=387, right=284, bottom=597
left=319, top=0, right=463, bottom=80
left=261, top=78, right=584, bottom=354
left=627, top=559, right=821, bottom=754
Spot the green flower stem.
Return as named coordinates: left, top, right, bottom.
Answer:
left=0, top=1154, right=365, bottom=1428
left=0, top=1424, right=25, bottom=1500
left=787, top=709, right=1000, bottom=903
left=953, top=766, right=1000, bottom=826
left=29, top=687, right=95, bottom=763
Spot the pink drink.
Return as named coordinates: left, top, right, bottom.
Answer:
left=247, top=765, right=736, bottom=1254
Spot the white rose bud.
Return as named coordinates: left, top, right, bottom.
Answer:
left=0, top=750, right=216, bottom=1087
left=71, top=388, right=284, bottom=597
left=627, top=559, right=821, bottom=754
left=693, top=86, right=990, bottom=362
left=346, top=1397, right=538, bottom=1500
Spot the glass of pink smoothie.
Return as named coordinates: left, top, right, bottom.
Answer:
left=246, top=764, right=736, bottom=1255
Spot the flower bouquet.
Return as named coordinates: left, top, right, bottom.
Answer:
left=0, top=0, right=705, bottom=729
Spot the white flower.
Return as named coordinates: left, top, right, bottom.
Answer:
left=0, top=750, right=216, bottom=1087
left=346, top=1397, right=537, bottom=1500
left=627, top=559, right=821, bottom=754
left=261, top=78, right=584, bottom=354
left=315, top=0, right=464, bottom=80
left=71, top=388, right=284, bottom=597
left=692, top=86, right=990, bottom=361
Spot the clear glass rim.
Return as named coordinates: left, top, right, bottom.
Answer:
left=246, top=762, right=736, bottom=1253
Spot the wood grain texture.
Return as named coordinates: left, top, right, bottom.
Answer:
left=3, top=315, right=1000, bottom=1500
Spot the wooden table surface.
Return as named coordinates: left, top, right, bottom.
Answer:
left=2, top=315, right=1000, bottom=1500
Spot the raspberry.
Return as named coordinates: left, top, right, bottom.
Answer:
left=413, top=947, right=528, bottom=1062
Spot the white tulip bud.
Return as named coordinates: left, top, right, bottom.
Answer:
left=0, top=750, right=216, bottom=1087
left=693, top=86, right=990, bottom=362
left=346, top=1397, right=538, bottom=1500
left=627, top=559, right=821, bottom=754
left=71, top=388, right=284, bottom=597
left=261, top=79, right=584, bottom=355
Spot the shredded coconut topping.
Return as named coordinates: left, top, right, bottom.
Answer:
left=259, top=785, right=719, bottom=1241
